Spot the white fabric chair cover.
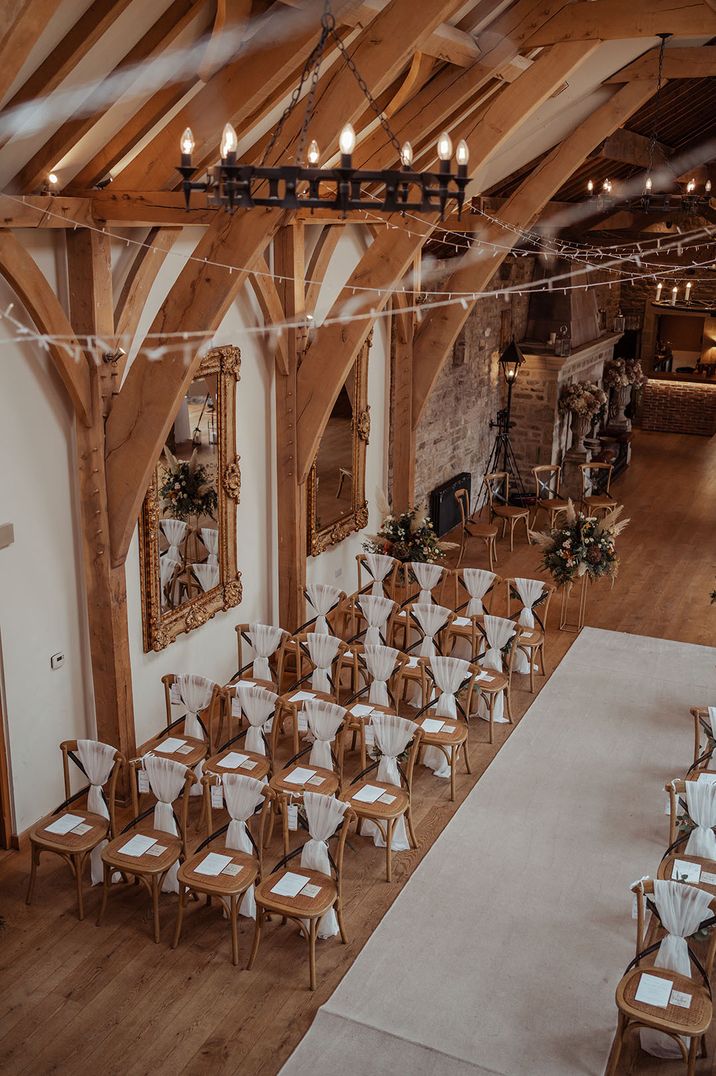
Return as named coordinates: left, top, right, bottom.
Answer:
left=233, top=683, right=277, bottom=754
left=477, top=614, right=515, bottom=724
left=173, top=674, right=214, bottom=740
left=708, top=706, right=716, bottom=741
left=462, top=568, right=497, bottom=617
left=412, top=603, right=450, bottom=659
left=76, top=739, right=116, bottom=885
left=222, top=773, right=265, bottom=918
left=641, top=879, right=714, bottom=1058
left=513, top=578, right=545, bottom=673
left=306, top=582, right=341, bottom=634
left=364, top=713, right=417, bottom=851
left=246, top=623, right=285, bottom=682
left=193, top=561, right=220, bottom=592
left=305, top=700, right=345, bottom=769
left=684, top=780, right=716, bottom=858
left=409, top=561, right=443, bottom=605
left=143, top=754, right=188, bottom=893
left=358, top=595, right=395, bottom=647
left=422, top=657, right=471, bottom=779
left=160, top=518, right=187, bottom=560
left=363, top=552, right=395, bottom=596
left=200, top=527, right=219, bottom=566
left=304, top=633, right=341, bottom=693
left=300, top=792, right=349, bottom=938
left=159, top=551, right=181, bottom=606
left=363, top=644, right=400, bottom=707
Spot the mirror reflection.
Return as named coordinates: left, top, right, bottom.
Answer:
left=157, top=373, right=221, bottom=609
left=314, top=381, right=354, bottom=530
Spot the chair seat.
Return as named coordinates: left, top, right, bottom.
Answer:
left=657, top=853, right=716, bottom=897
left=345, top=780, right=409, bottom=819
left=144, top=734, right=206, bottom=769
left=30, top=810, right=109, bottom=853
left=416, top=715, right=468, bottom=747
left=493, top=504, right=529, bottom=519
left=516, top=627, right=544, bottom=648
left=617, top=966, right=712, bottom=1036
left=205, top=748, right=270, bottom=781
left=178, top=848, right=258, bottom=895
left=280, top=689, right=336, bottom=708
left=584, top=494, right=617, bottom=510
left=102, top=827, right=182, bottom=875
left=538, top=497, right=568, bottom=512
left=255, top=867, right=337, bottom=918
left=467, top=521, right=498, bottom=538
left=270, top=765, right=339, bottom=796
left=228, top=675, right=276, bottom=692
left=474, top=669, right=508, bottom=693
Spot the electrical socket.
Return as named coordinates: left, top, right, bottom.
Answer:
left=50, top=652, right=65, bottom=670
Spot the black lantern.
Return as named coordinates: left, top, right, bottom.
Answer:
left=499, top=338, right=525, bottom=385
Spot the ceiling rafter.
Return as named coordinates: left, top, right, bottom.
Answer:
left=606, top=45, right=716, bottom=83
left=0, top=0, right=63, bottom=107
left=248, top=255, right=290, bottom=373
left=526, top=0, right=716, bottom=45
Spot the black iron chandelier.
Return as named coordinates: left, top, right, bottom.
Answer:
left=177, top=1, right=471, bottom=218
left=585, top=34, right=712, bottom=216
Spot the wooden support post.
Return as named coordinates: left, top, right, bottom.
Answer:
left=274, top=223, right=307, bottom=631
left=67, top=231, right=136, bottom=763
left=390, top=295, right=415, bottom=513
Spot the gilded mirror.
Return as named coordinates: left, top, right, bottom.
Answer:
left=307, top=337, right=370, bottom=555
left=139, top=345, right=242, bottom=651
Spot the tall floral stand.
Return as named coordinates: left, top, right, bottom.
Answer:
left=607, top=384, right=632, bottom=433
left=559, top=574, right=589, bottom=633
left=561, top=412, right=591, bottom=501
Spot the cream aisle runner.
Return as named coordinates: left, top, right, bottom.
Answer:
left=281, top=628, right=716, bottom=1076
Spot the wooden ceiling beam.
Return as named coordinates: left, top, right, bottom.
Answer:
left=0, top=230, right=92, bottom=424
left=248, top=255, right=290, bottom=373
left=527, top=0, right=716, bottom=45
left=114, top=227, right=178, bottom=369
left=198, top=0, right=253, bottom=81
left=13, top=0, right=210, bottom=194
left=606, top=45, right=716, bottom=83
left=0, top=0, right=63, bottom=107
left=411, top=79, right=661, bottom=424
left=305, top=225, right=342, bottom=316
left=596, top=127, right=671, bottom=169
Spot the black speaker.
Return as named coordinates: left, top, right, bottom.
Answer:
left=429, top=472, right=471, bottom=537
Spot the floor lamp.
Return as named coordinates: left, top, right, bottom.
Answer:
left=481, top=338, right=528, bottom=505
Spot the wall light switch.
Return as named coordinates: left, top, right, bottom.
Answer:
left=50, top=653, right=65, bottom=670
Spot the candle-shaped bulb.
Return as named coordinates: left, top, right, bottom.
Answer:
left=685, top=281, right=692, bottom=301
left=672, top=285, right=678, bottom=304
left=437, top=131, right=453, bottom=162
left=687, top=178, right=695, bottom=193
left=706, top=179, right=712, bottom=194
left=180, top=127, right=195, bottom=156
left=456, top=139, right=469, bottom=167
left=220, top=122, right=238, bottom=159
left=587, top=178, right=594, bottom=193
left=645, top=176, right=652, bottom=192
left=400, top=141, right=413, bottom=168
left=48, top=172, right=58, bottom=186
left=339, top=123, right=356, bottom=156
left=307, top=139, right=320, bottom=166
left=655, top=282, right=663, bottom=301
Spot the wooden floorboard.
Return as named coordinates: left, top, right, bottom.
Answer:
left=0, top=429, right=715, bottom=1075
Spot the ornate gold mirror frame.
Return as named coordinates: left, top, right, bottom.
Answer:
left=307, top=337, right=371, bottom=556
left=139, top=345, right=242, bottom=652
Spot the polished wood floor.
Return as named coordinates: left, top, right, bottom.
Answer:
left=1, top=430, right=714, bottom=1075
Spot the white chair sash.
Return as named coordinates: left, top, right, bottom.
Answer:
left=641, top=879, right=714, bottom=1058
left=300, top=792, right=349, bottom=938
left=358, top=594, right=395, bottom=647
left=305, top=700, right=345, bottom=770
left=143, top=754, right=187, bottom=893
left=76, top=739, right=115, bottom=885
left=462, top=568, right=497, bottom=616
left=246, top=623, right=285, bottom=683
left=192, top=561, right=220, bottom=592
left=306, top=582, right=341, bottom=634
left=513, top=578, right=545, bottom=673
left=160, top=518, right=187, bottom=560
left=159, top=551, right=181, bottom=606
left=304, top=633, right=341, bottom=693
left=364, top=552, right=395, bottom=596
left=422, top=658, right=471, bottom=779
left=708, top=706, right=716, bottom=741
left=233, top=683, right=278, bottom=754
left=409, top=561, right=443, bottom=605
left=412, top=602, right=450, bottom=659
left=173, top=674, right=214, bottom=740
left=365, top=714, right=417, bottom=851
left=684, top=780, right=716, bottom=858
left=363, top=644, right=400, bottom=707
left=200, top=527, right=219, bottom=566
left=477, top=615, right=515, bottom=724
left=222, top=773, right=265, bottom=918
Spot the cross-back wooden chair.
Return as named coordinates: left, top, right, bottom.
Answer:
left=472, top=615, right=517, bottom=743
left=234, top=622, right=288, bottom=690
left=343, top=592, right=397, bottom=650
left=580, top=461, right=617, bottom=517
left=301, top=582, right=347, bottom=635
left=97, top=755, right=196, bottom=942
left=606, top=878, right=715, bottom=1076
left=482, top=471, right=531, bottom=552
left=355, top=551, right=398, bottom=598
left=26, top=739, right=124, bottom=920
left=688, top=706, right=715, bottom=770
left=173, top=774, right=272, bottom=966
left=454, top=487, right=497, bottom=571
left=413, top=657, right=475, bottom=801
left=396, top=602, right=454, bottom=709
left=248, top=793, right=356, bottom=990
left=446, top=568, right=502, bottom=662
left=532, top=465, right=568, bottom=529
left=343, top=645, right=407, bottom=770
left=155, top=673, right=221, bottom=767
left=204, top=683, right=279, bottom=785
left=278, top=631, right=347, bottom=755
left=504, top=577, right=556, bottom=692
left=344, top=712, right=422, bottom=882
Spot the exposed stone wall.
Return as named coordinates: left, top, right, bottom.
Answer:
left=414, top=257, right=534, bottom=504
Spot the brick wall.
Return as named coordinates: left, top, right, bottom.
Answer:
left=641, top=378, right=716, bottom=435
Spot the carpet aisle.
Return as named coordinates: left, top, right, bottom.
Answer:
left=281, top=628, right=716, bottom=1076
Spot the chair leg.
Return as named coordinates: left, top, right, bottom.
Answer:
left=509, top=518, right=515, bottom=552
left=463, top=739, right=472, bottom=774
left=491, top=535, right=498, bottom=567
left=449, top=748, right=456, bottom=803
left=151, top=875, right=161, bottom=943
left=336, top=897, right=348, bottom=945
left=385, top=818, right=393, bottom=882
left=96, top=861, right=111, bottom=926
left=247, top=905, right=263, bottom=970
left=529, top=649, right=535, bottom=693
left=605, top=1013, right=626, bottom=1076
left=488, top=695, right=494, bottom=744
left=687, top=1033, right=698, bottom=1076
left=173, top=884, right=186, bottom=950
left=73, top=852, right=85, bottom=921
left=229, top=894, right=239, bottom=966
left=406, top=808, right=418, bottom=850
left=505, top=685, right=513, bottom=725
left=308, top=918, right=318, bottom=991
left=524, top=514, right=531, bottom=544
left=26, top=843, right=40, bottom=906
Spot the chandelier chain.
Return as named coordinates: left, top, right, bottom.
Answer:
left=328, top=27, right=403, bottom=158
left=261, top=18, right=331, bottom=166
left=647, top=35, right=668, bottom=180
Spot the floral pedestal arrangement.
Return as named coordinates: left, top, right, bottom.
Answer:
left=603, top=357, right=647, bottom=434
left=364, top=502, right=450, bottom=601
left=558, top=380, right=607, bottom=499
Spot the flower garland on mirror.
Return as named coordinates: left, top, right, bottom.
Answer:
left=558, top=380, right=607, bottom=418
left=531, top=500, right=629, bottom=586
left=159, top=447, right=218, bottom=520
left=602, top=357, right=648, bottom=390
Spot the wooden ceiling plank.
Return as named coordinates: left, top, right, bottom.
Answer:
left=0, top=229, right=91, bottom=423
left=0, top=0, right=63, bottom=106
left=597, top=127, right=671, bottom=168
left=13, top=0, right=210, bottom=194
left=606, top=45, right=716, bottom=83
left=527, top=0, right=716, bottom=45
left=411, top=79, right=661, bottom=423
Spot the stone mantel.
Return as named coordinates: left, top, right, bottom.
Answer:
left=520, top=332, right=622, bottom=375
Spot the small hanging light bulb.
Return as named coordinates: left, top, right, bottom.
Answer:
left=180, top=127, right=195, bottom=160
left=685, top=281, right=692, bottom=302
left=706, top=179, right=712, bottom=194
left=437, top=131, right=453, bottom=162
left=587, top=178, right=594, bottom=195
left=687, top=178, right=695, bottom=193
left=339, top=123, right=356, bottom=160
left=47, top=172, right=58, bottom=187
left=655, top=281, right=663, bottom=302
left=220, top=122, right=238, bottom=160
left=671, top=284, right=678, bottom=305
left=400, top=141, right=413, bottom=169
left=307, top=139, right=320, bottom=166
left=456, top=139, right=469, bottom=167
